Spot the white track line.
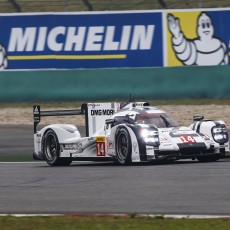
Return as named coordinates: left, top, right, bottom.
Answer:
left=0, top=214, right=230, bottom=219
left=0, top=162, right=44, bottom=164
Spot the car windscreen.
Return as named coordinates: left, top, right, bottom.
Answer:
left=135, top=113, right=178, bottom=128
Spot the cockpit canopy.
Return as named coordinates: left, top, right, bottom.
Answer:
left=135, top=113, right=178, bottom=128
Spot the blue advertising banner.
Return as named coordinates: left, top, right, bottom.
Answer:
left=0, top=12, right=163, bottom=69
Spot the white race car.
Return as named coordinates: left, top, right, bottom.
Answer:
left=33, top=102, right=229, bottom=166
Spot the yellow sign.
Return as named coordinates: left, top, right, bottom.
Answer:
left=166, top=11, right=200, bottom=67
left=166, top=11, right=229, bottom=67
left=96, top=136, right=105, bottom=143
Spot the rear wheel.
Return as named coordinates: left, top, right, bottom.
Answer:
left=43, top=130, right=72, bottom=166
left=115, top=128, right=132, bottom=165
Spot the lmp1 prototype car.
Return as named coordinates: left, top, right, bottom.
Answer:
left=33, top=102, right=229, bottom=166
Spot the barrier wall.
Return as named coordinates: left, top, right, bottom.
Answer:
left=0, top=65, right=229, bottom=102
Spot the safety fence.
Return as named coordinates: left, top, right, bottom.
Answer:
left=2, top=0, right=230, bottom=13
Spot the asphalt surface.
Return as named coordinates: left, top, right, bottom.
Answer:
left=0, top=160, right=230, bottom=215
left=0, top=125, right=230, bottom=215
left=0, top=125, right=86, bottom=155
left=0, top=125, right=33, bottom=155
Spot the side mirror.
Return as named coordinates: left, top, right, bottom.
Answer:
left=126, top=114, right=135, bottom=124
left=193, top=115, right=204, bottom=122
left=105, top=118, right=115, bottom=125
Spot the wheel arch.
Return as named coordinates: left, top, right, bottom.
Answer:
left=41, top=128, right=72, bottom=166
left=40, top=124, right=80, bottom=143
left=41, top=128, right=60, bottom=158
left=115, top=125, right=132, bottom=165
left=114, top=124, right=142, bottom=162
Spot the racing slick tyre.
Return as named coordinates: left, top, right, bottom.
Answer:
left=196, top=155, right=221, bottom=162
left=115, top=127, right=132, bottom=165
left=43, top=130, right=72, bottom=166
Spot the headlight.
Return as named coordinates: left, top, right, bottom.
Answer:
left=140, top=129, right=160, bottom=147
left=212, top=126, right=228, bottom=144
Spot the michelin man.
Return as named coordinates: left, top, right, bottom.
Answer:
left=0, top=44, right=7, bottom=69
left=168, top=12, right=228, bottom=66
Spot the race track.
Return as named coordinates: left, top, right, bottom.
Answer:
left=0, top=125, right=230, bottom=215
left=1, top=160, right=230, bottom=215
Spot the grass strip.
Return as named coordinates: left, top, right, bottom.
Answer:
left=1, top=216, right=230, bottom=230
left=0, top=154, right=33, bottom=162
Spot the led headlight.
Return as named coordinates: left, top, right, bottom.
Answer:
left=212, top=126, right=228, bottom=144
left=141, top=129, right=160, bottom=147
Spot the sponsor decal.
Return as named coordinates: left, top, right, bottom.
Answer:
left=116, top=103, right=121, bottom=111
left=96, top=136, right=105, bottom=143
left=161, top=143, right=173, bottom=147
left=108, top=140, right=114, bottom=149
left=133, top=141, right=138, bottom=152
left=33, top=106, right=40, bottom=123
left=33, top=106, right=40, bottom=115
left=146, top=146, right=154, bottom=150
left=146, top=146, right=155, bottom=156
left=87, top=103, right=101, bottom=108
left=161, top=130, right=170, bottom=133
left=61, top=143, right=83, bottom=151
left=180, top=136, right=196, bottom=143
left=88, top=137, right=94, bottom=141
left=96, top=142, right=106, bottom=156
left=200, top=133, right=211, bottom=140
left=160, top=137, right=169, bottom=142
left=171, top=128, right=196, bottom=136
left=91, top=109, right=114, bottom=116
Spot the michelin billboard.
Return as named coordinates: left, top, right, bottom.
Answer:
left=0, top=12, right=163, bottom=69
left=166, top=9, right=230, bottom=66
left=0, top=8, right=229, bottom=70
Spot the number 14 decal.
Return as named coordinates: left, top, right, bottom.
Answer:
left=96, top=142, right=106, bottom=156
left=180, top=136, right=196, bottom=143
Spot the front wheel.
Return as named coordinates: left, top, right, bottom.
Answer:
left=43, top=130, right=72, bottom=166
left=115, top=128, right=132, bottom=165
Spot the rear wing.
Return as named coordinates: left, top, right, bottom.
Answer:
left=33, top=104, right=87, bottom=134
left=33, top=102, right=121, bottom=136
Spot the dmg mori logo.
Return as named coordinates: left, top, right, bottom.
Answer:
left=91, top=109, right=114, bottom=116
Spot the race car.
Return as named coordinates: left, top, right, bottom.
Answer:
left=33, top=102, right=229, bottom=166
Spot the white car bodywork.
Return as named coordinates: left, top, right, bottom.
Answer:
left=33, top=102, right=229, bottom=166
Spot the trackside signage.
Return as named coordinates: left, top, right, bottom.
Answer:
left=165, top=8, right=230, bottom=67
left=0, top=12, right=163, bottom=69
